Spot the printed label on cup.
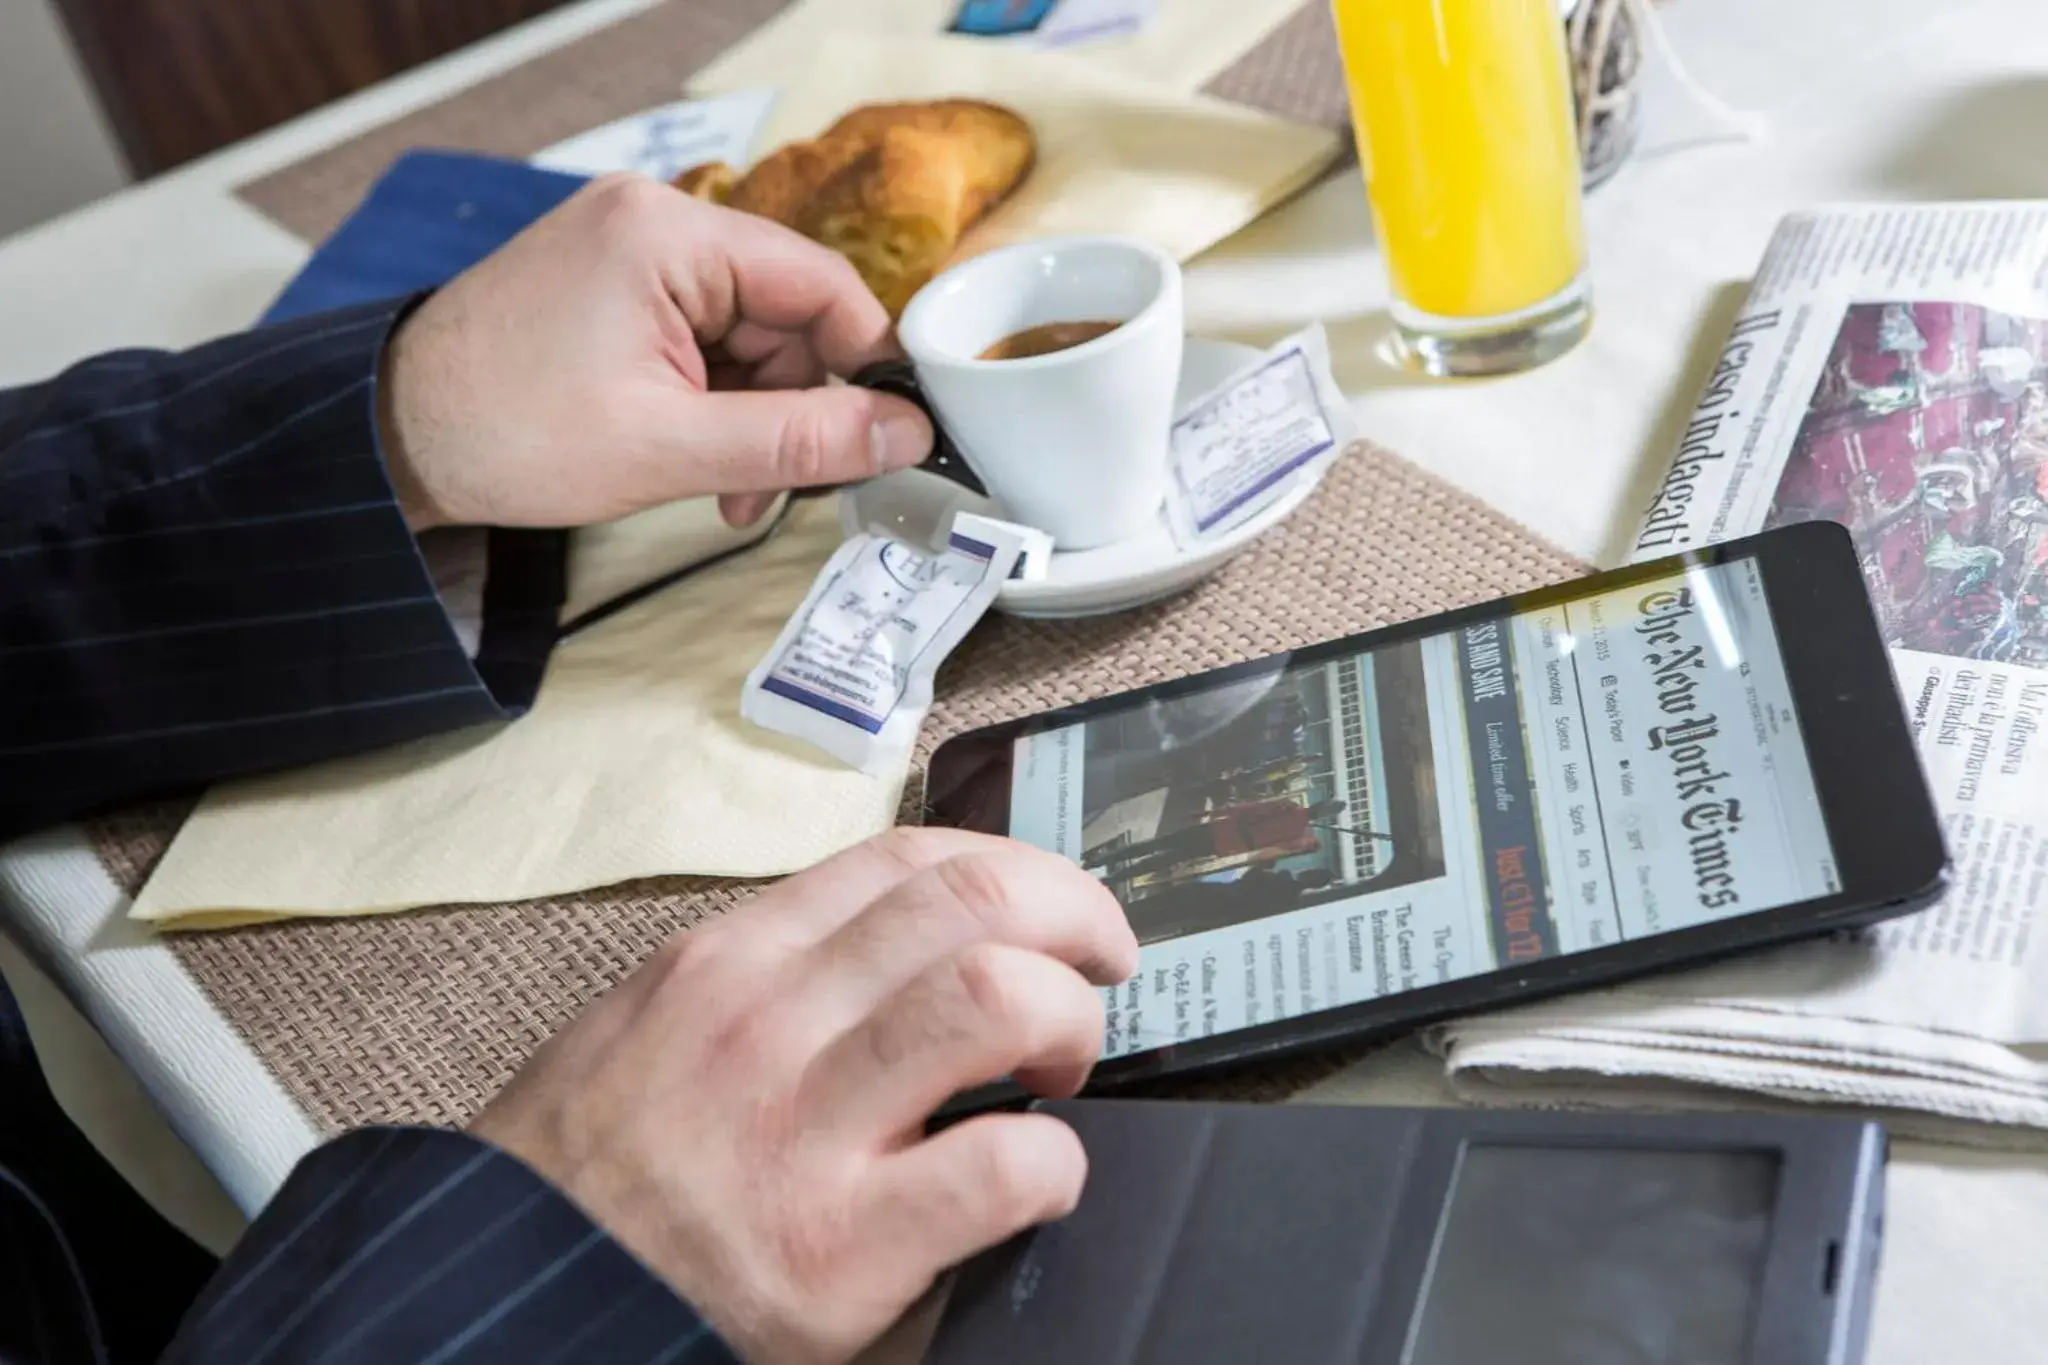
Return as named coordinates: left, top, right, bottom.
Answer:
left=1165, top=324, right=1356, bottom=548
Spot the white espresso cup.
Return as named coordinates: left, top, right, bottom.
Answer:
left=897, top=235, right=1184, bottom=550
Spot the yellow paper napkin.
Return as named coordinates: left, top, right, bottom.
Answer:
left=129, top=498, right=898, bottom=927
left=690, top=33, right=1341, bottom=268
left=130, top=40, right=1341, bottom=928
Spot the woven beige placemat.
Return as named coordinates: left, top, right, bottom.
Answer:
left=234, top=0, right=1349, bottom=244
left=1204, top=1, right=1349, bottom=135
left=87, top=446, right=1586, bottom=1134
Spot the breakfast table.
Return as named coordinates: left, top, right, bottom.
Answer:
left=6, top=0, right=2048, bottom=1358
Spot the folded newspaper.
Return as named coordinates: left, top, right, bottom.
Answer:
left=1430, top=202, right=2048, bottom=1147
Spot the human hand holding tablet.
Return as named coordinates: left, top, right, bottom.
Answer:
left=924, top=520, right=1949, bottom=1105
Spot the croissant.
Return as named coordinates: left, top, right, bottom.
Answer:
left=676, top=99, right=1036, bottom=316
left=672, top=160, right=737, bottom=203
left=722, top=136, right=866, bottom=223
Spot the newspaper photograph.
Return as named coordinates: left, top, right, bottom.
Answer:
left=1005, top=557, right=1839, bottom=1060
left=1073, top=640, right=1445, bottom=946
left=1767, top=300, right=2048, bottom=667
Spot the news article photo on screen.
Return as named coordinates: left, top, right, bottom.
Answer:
left=1003, top=557, right=1844, bottom=1060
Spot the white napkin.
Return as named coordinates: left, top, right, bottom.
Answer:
left=1428, top=974, right=2048, bottom=1150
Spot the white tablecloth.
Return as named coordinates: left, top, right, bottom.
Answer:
left=5, top=0, right=2048, bottom=1355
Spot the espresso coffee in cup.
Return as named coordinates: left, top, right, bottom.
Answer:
left=898, top=236, right=1184, bottom=550
left=977, top=319, right=1122, bottom=361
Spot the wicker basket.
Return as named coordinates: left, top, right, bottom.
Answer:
left=1566, top=0, right=1646, bottom=189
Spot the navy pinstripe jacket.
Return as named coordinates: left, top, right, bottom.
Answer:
left=1, top=300, right=737, bottom=1362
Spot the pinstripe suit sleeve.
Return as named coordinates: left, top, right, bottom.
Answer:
left=0, top=298, right=566, bottom=843
left=164, top=1127, right=738, bottom=1364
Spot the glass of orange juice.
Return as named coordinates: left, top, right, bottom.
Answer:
left=1332, top=0, right=1592, bottom=377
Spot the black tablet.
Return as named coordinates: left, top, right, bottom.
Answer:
left=924, top=520, right=1948, bottom=1102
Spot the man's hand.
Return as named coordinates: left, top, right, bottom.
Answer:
left=469, top=828, right=1139, bottom=1365
left=377, top=173, right=934, bottom=533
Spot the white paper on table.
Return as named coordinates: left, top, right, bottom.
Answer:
left=530, top=89, right=779, bottom=181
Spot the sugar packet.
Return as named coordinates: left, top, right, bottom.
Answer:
left=951, top=511, right=1054, bottom=582
left=1164, top=323, right=1357, bottom=548
left=741, top=514, right=1030, bottom=775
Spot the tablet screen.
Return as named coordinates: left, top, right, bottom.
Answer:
left=1003, top=555, right=1841, bottom=1058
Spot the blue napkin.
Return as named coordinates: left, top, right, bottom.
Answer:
left=261, top=149, right=590, bottom=326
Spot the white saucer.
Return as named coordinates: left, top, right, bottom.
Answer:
left=842, top=336, right=1327, bottom=619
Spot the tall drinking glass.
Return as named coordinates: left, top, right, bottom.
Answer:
left=1331, top=0, right=1591, bottom=377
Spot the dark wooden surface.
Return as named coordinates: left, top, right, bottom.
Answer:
left=52, top=0, right=578, bottom=177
